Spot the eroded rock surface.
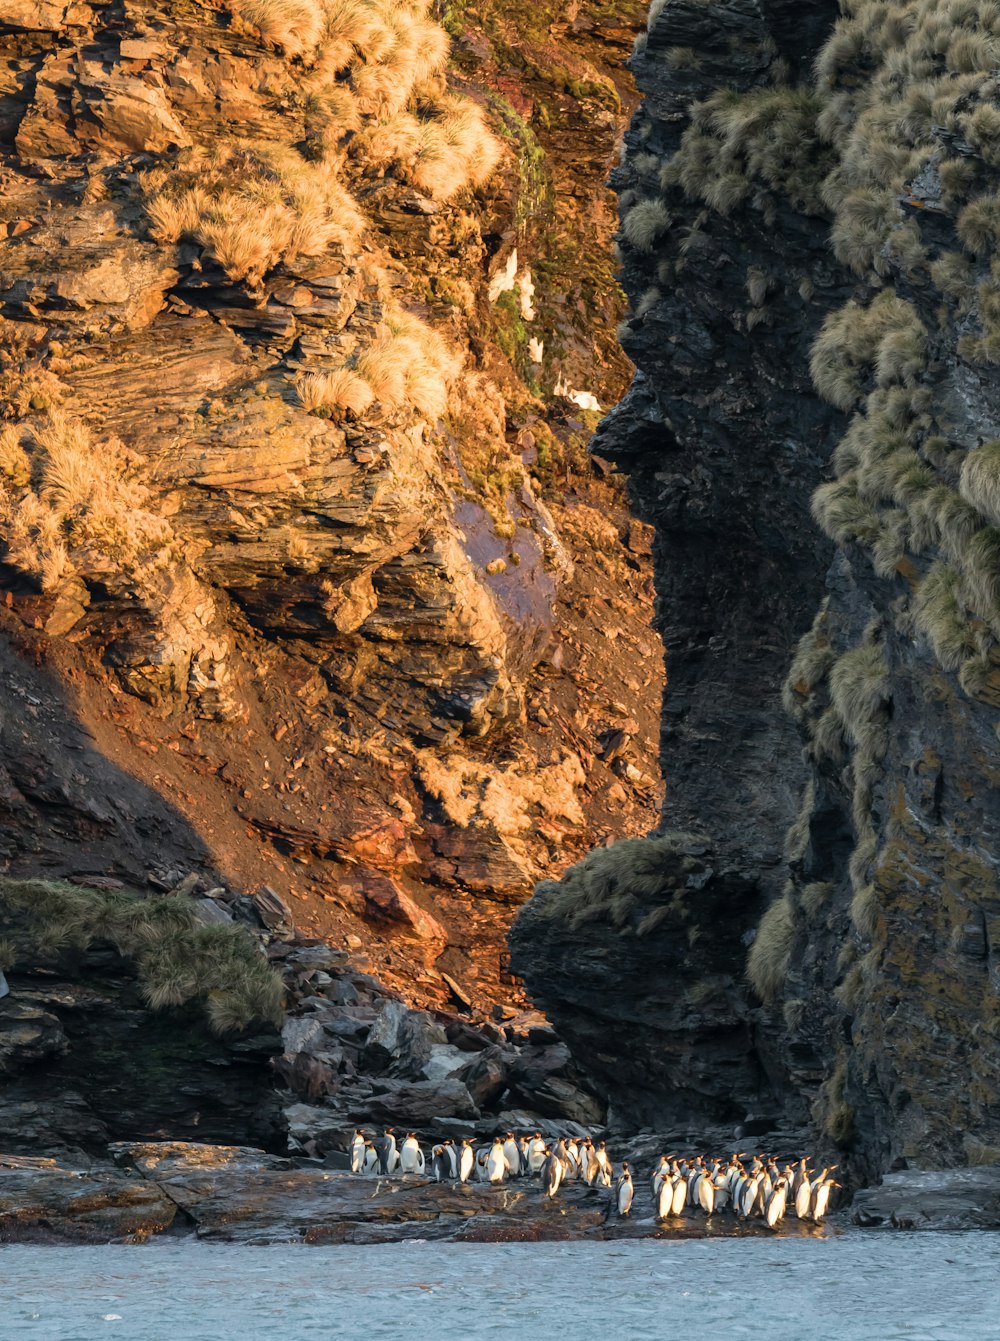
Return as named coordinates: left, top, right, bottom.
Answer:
left=512, top=0, right=1000, bottom=1189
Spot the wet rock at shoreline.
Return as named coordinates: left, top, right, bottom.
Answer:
left=851, top=1168, right=1000, bottom=1232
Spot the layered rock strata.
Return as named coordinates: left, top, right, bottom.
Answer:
left=0, top=0, right=661, bottom=1032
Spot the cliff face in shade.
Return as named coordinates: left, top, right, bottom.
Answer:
left=513, top=0, right=1000, bottom=1180
left=0, top=0, right=663, bottom=1031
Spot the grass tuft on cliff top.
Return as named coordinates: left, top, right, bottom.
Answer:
left=0, top=878, right=284, bottom=1035
left=532, top=832, right=708, bottom=933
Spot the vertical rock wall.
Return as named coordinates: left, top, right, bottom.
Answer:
left=514, top=0, right=1000, bottom=1180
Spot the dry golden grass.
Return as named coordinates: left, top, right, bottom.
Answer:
left=352, top=94, right=502, bottom=200
left=296, top=367, right=375, bottom=415
left=0, top=413, right=170, bottom=590
left=355, top=303, right=463, bottom=419
left=235, top=0, right=325, bottom=55
left=143, top=142, right=365, bottom=285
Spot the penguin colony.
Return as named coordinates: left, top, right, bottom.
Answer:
left=349, top=1131, right=840, bottom=1228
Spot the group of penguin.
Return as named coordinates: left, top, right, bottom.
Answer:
left=349, top=1129, right=840, bottom=1228
left=641, top=1153, right=840, bottom=1227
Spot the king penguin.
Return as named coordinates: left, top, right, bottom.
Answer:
left=615, top=1163, right=634, bottom=1217
left=399, top=1133, right=423, bottom=1175
left=811, top=1176, right=839, bottom=1222
left=502, top=1133, right=520, bottom=1179
left=486, top=1137, right=508, bottom=1184
left=765, top=1176, right=789, bottom=1229
left=456, top=1139, right=472, bottom=1183
left=528, top=1133, right=547, bottom=1175
left=541, top=1149, right=564, bottom=1199
left=350, top=1130, right=366, bottom=1175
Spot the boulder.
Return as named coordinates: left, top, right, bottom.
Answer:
left=457, top=1045, right=513, bottom=1111
left=281, top=1017, right=326, bottom=1056
left=507, top=1045, right=605, bottom=1125
left=361, top=1000, right=407, bottom=1073
left=363, top=1078, right=480, bottom=1124
left=421, top=1043, right=468, bottom=1085
left=0, top=1000, right=68, bottom=1074
left=851, top=1168, right=1000, bottom=1231
left=362, top=1001, right=446, bottom=1078
left=361, top=873, right=447, bottom=944
left=252, top=886, right=294, bottom=935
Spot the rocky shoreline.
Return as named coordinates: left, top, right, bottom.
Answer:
left=4, top=1141, right=1000, bottom=1245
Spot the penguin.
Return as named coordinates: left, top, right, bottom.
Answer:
left=739, top=1172, right=763, bottom=1219
left=486, top=1137, right=508, bottom=1184
left=765, top=1176, right=789, bottom=1229
left=502, top=1133, right=520, bottom=1179
left=555, top=1138, right=573, bottom=1174
left=362, top=1141, right=379, bottom=1174
left=430, top=1144, right=449, bottom=1182
left=399, top=1133, right=423, bottom=1175
left=811, top=1177, right=839, bottom=1223
left=528, top=1133, right=547, bottom=1175
left=350, top=1129, right=366, bottom=1174
left=615, top=1163, right=634, bottom=1217
left=475, top=1146, right=490, bottom=1182
left=789, top=1157, right=810, bottom=1201
left=459, top=1139, right=475, bottom=1184
left=579, top=1139, right=597, bottom=1185
left=374, top=1129, right=399, bottom=1175
left=697, top=1169, right=716, bottom=1216
left=670, top=1174, right=687, bottom=1218
left=443, top=1140, right=458, bottom=1180
left=565, top=1139, right=581, bottom=1179
left=794, top=1172, right=814, bottom=1220
left=651, top=1156, right=671, bottom=1200
left=541, top=1149, right=564, bottom=1198
left=594, top=1141, right=612, bottom=1187
left=712, top=1165, right=730, bottom=1211
left=656, top=1175, right=674, bottom=1220
left=518, top=1136, right=531, bottom=1175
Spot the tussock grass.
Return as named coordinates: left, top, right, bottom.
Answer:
left=621, top=198, right=671, bottom=252
left=234, top=0, right=325, bottom=55
left=810, top=292, right=925, bottom=410
left=960, top=440, right=1000, bottom=525
left=296, top=367, right=375, bottom=416
left=350, top=97, right=502, bottom=200
left=801, top=881, right=834, bottom=918
left=664, top=85, right=832, bottom=216
left=227, top=0, right=502, bottom=200
left=0, top=878, right=283, bottom=1034
left=0, top=413, right=171, bottom=590
left=783, top=601, right=835, bottom=720
left=747, top=888, right=795, bottom=1003
left=532, top=832, right=708, bottom=934
left=356, top=303, right=462, bottom=419
left=829, top=637, right=890, bottom=755
left=143, top=142, right=365, bottom=285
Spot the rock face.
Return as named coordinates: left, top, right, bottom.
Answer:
left=513, top=0, right=1000, bottom=1185
left=0, top=0, right=661, bottom=1036
left=0, top=957, right=282, bottom=1156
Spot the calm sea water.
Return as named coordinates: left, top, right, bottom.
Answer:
left=2, top=1235, right=998, bottom=1340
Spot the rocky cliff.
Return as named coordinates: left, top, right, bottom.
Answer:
left=0, top=0, right=663, bottom=1028
left=512, top=0, right=1000, bottom=1184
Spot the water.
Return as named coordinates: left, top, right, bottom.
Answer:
left=2, top=1234, right=998, bottom=1340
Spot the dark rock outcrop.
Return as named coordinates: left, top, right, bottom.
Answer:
left=513, top=0, right=1000, bottom=1188
left=0, top=959, right=282, bottom=1156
